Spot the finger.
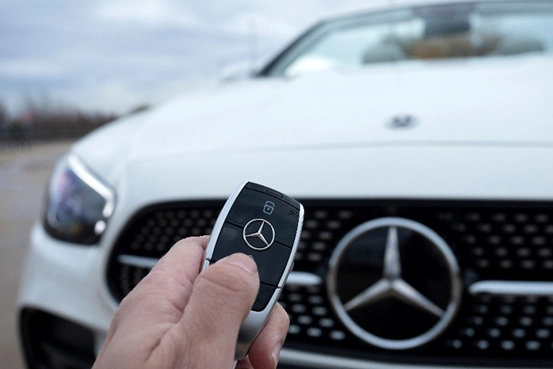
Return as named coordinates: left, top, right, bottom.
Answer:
left=141, top=235, right=210, bottom=308
left=235, top=356, right=254, bottom=369
left=113, top=236, right=209, bottom=333
left=98, top=236, right=211, bottom=363
left=174, top=253, right=260, bottom=368
left=247, top=303, right=290, bottom=369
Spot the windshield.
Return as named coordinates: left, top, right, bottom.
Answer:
left=262, top=1, right=553, bottom=77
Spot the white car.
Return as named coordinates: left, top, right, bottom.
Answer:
left=18, top=1, right=553, bottom=368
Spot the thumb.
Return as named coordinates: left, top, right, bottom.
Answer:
left=176, top=253, right=259, bottom=367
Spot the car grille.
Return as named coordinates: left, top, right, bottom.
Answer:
left=107, top=200, right=553, bottom=367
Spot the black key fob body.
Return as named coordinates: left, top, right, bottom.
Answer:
left=202, top=181, right=304, bottom=360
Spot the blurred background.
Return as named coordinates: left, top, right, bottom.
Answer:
left=0, top=0, right=387, bottom=122
left=0, top=1, right=389, bottom=368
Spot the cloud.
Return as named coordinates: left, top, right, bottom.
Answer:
left=0, top=59, right=74, bottom=79
left=96, top=0, right=201, bottom=28
left=0, top=0, right=392, bottom=115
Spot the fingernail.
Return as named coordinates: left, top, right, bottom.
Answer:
left=272, top=342, right=282, bottom=369
left=222, top=253, right=257, bottom=275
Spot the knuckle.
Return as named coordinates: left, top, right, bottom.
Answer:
left=200, top=261, right=258, bottom=298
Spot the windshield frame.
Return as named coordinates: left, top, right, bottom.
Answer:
left=257, top=0, right=553, bottom=78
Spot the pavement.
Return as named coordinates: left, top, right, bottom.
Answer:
left=0, top=141, right=74, bottom=369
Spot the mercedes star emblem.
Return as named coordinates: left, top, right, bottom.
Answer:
left=388, top=114, right=418, bottom=129
left=327, top=217, right=462, bottom=350
left=243, top=218, right=276, bottom=251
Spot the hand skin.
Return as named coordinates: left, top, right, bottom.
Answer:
left=93, top=236, right=289, bottom=369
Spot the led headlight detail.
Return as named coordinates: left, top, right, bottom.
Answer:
left=44, top=154, right=115, bottom=245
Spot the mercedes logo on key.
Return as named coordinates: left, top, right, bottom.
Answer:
left=243, top=219, right=276, bottom=251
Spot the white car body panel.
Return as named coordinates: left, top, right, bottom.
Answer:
left=21, top=226, right=114, bottom=332
left=74, top=56, right=553, bottom=188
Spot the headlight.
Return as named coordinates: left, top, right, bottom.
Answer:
left=43, top=154, right=115, bottom=245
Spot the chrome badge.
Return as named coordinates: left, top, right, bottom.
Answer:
left=327, top=217, right=462, bottom=350
left=243, top=218, right=276, bottom=251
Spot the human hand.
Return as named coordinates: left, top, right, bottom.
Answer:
left=93, top=236, right=289, bottom=369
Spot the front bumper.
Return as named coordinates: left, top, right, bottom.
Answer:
left=18, top=225, right=113, bottom=369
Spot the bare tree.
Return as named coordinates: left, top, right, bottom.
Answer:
left=0, top=101, right=7, bottom=127
left=11, top=95, right=120, bottom=140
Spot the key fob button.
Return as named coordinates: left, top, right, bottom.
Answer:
left=211, top=223, right=292, bottom=286
left=252, top=284, right=279, bottom=312
left=226, top=188, right=300, bottom=248
left=243, top=182, right=301, bottom=210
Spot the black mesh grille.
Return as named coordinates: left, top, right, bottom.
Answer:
left=107, top=200, right=553, bottom=366
left=107, top=202, right=222, bottom=300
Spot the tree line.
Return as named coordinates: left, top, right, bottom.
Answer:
left=0, top=99, right=130, bottom=143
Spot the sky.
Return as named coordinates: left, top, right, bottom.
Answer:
left=0, top=0, right=391, bottom=116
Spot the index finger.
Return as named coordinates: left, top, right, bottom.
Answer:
left=119, top=236, right=210, bottom=320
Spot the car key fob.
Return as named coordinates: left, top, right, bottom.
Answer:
left=202, top=181, right=304, bottom=360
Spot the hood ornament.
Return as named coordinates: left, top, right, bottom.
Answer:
left=388, top=115, right=418, bottom=129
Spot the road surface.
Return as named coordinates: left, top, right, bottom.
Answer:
left=0, top=141, right=74, bottom=369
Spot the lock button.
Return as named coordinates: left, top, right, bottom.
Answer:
left=244, top=182, right=301, bottom=210
left=225, top=188, right=300, bottom=248
left=263, top=201, right=275, bottom=215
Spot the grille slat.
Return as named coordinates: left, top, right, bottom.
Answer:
left=107, top=200, right=553, bottom=366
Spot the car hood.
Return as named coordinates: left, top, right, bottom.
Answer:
left=75, top=55, right=553, bottom=184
